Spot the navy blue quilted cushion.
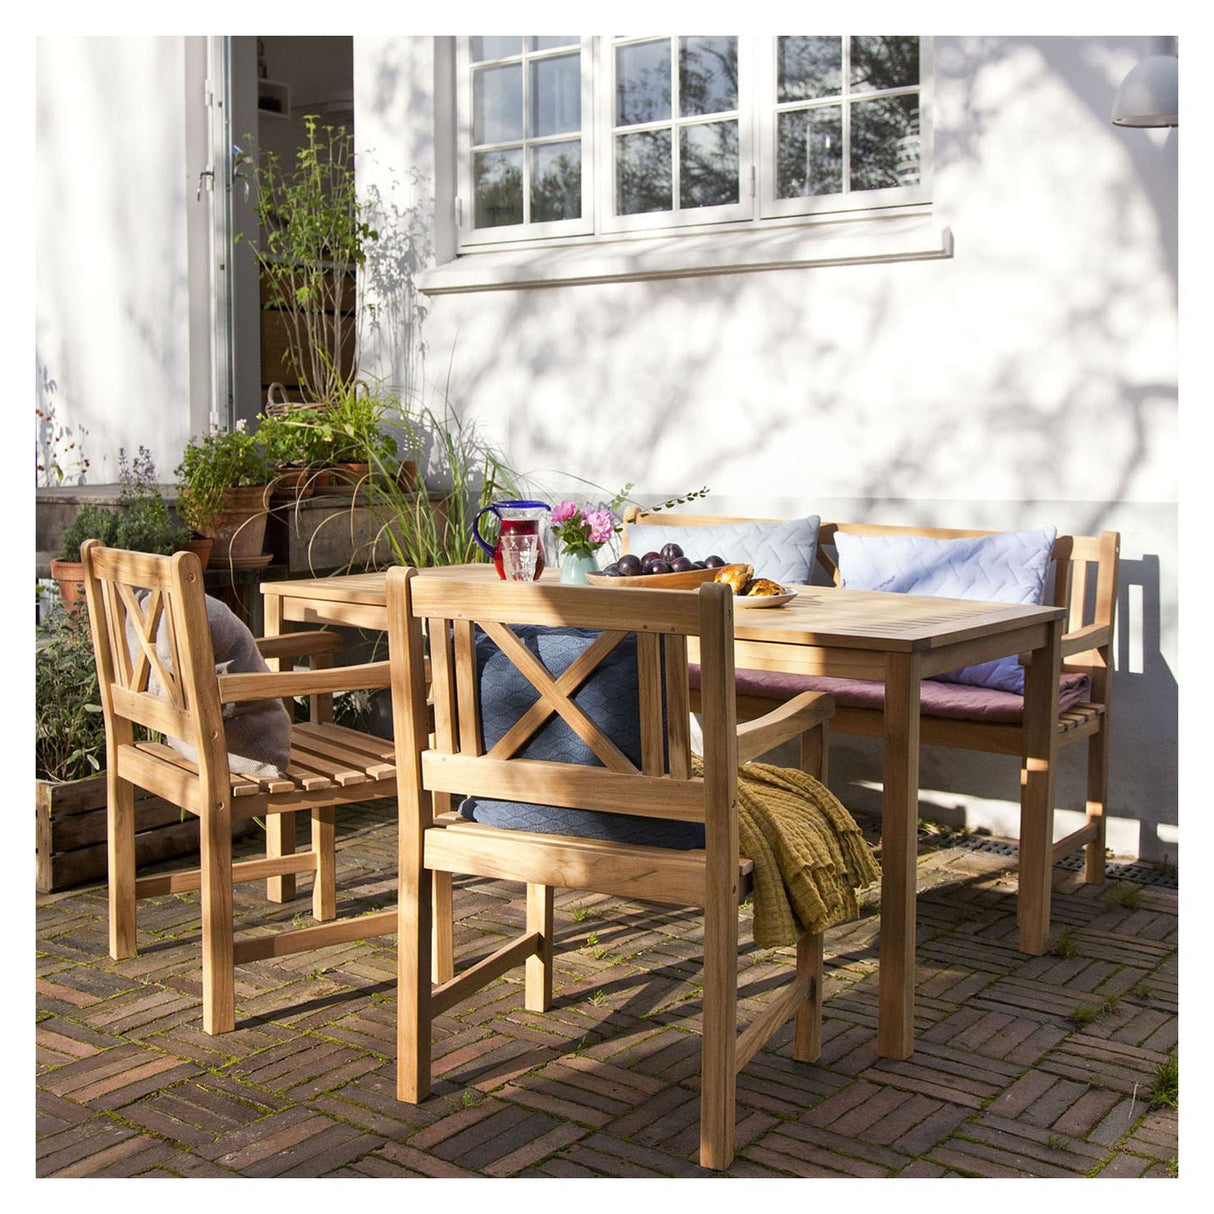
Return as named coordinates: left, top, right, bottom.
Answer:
left=459, top=626, right=705, bottom=849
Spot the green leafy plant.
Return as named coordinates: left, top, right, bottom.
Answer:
left=1050, top=927, right=1081, bottom=959
left=36, top=600, right=106, bottom=783
left=58, top=503, right=120, bottom=562
left=244, top=116, right=377, bottom=407
left=291, top=379, right=404, bottom=468
left=57, top=448, right=188, bottom=560
left=174, top=423, right=272, bottom=534
left=113, top=447, right=189, bottom=554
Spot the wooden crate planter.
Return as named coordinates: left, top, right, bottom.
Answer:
left=36, top=772, right=255, bottom=894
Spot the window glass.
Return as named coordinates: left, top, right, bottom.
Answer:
left=680, top=121, right=739, bottom=207
left=473, top=63, right=523, bottom=144
left=679, top=36, right=738, bottom=117
left=777, top=37, right=841, bottom=102
left=616, top=40, right=672, bottom=125
left=617, top=129, right=673, bottom=214
left=851, top=94, right=920, bottom=190
left=473, top=148, right=523, bottom=227
left=530, top=53, right=581, bottom=137
left=777, top=106, right=842, bottom=198
left=530, top=141, right=582, bottom=221
left=850, top=36, right=919, bottom=92
left=471, top=37, right=523, bottom=61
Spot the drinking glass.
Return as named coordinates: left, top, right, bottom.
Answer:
left=500, top=531, right=540, bottom=581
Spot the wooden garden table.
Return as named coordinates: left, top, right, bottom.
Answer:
left=262, top=566, right=1066, bottom=1060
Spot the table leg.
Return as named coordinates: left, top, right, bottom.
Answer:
left=1018, top=617, right=1063, bottom=955
left=878, top=651, right=921, bottom=1060
left=261, top=593, right=297, bottom=904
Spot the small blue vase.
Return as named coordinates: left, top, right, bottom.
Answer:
left=560, top=550, right=599, bottom=584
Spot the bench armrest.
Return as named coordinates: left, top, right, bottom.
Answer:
left=736, top=690, right=835, bottom=766
left=217, top=660, right=391, bottom=704
left=1061, top=622, right=1112, bottom=657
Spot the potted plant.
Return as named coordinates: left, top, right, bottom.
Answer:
left=257, top=408, right=330, bottom=501
left=174, top=422, right=273, bottom=565
left=294, top=380, right=404, bottom=492
left=50, top=447, right=191, bottom=607
left=244, top=116, right=376, bottom=409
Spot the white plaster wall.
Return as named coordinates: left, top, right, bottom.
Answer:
left=35, top=36, right=197, bottom=484
left=355, top=35, right=1178, bottom=863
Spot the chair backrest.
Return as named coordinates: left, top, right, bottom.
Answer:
left=81, top=541, right=229, bottom=788
left=386, top=569, right=742, bottom=870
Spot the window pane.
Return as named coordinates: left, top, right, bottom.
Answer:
left=777, top=36, right=842, bottom=102
left=679, top=36, right=737, bottom=117
left=679, top=121, right=738, bottom=207
left=850, top=94, right=920, bottom=190
left=776, top=106, right=843, bottom=198
left=530, top=36, right=578, bottom=51
left=473, top=63, right=523, bottom=144
left=474, top=148, right=523, bottom=226
left=530, top=141, right=582, bottom=222
left=616, top=129, right=672, bottom=214
left=616, top=40, right=672, bottom=125
left=470, top=37, right=523, bottom=62
left=850, top=36, right=919, bottom=93
left=530, top=53, right=580, bottom=137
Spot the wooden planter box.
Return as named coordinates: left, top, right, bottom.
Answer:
left=36, top=772, right=254, bottom=894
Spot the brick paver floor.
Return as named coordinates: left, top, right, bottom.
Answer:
left=35, top=802, right=1179, bottom=1179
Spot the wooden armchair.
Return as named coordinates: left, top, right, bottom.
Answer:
left=624, top=510, right=1121, bottom=949
left=81, top=541, right=398, bottom=1034
left=386, top=568, right=841, bottom=1170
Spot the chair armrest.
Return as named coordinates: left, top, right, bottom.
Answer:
left=255, top=631, right=345, bottom=662
left=736, top=690, right=835, bottom=766
left=218, top=660, right=391, bottom=704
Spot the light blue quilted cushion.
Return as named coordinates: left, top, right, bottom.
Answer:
left=834, top=527, right=1058, bottom=694
left=459, top=626, right=705, bottom=849
left=628, top=516, right=820, bottom=585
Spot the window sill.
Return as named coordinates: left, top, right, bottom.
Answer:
left=416, top=214, right=954, bottom=295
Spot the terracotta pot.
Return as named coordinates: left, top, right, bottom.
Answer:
left=180, top=537, right=214, bottom=570
left=49, top=558, right=85, bottom=614
left=199, top=486, right=269, bottom=563
left=397, top=459, right=418, bottom=493
left=271, top=464, right=316, bottom=501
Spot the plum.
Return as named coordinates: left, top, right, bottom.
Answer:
left=647, top=560, right=672, bottom=575
left=641, top=551, right=662, bottom=565
left=669, top=557, right=694, bottom=572
left=617, top=553, right=643, bottom=576
left=660, top=542, right=684, bottom=562
left=600, top=562, right=621, bottom=576
left=704, top=555, right=725, bottom=568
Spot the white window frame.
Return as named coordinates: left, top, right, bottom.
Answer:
left=599, top=36, right=755, bottom=236
left=455, top=37, right=595, bottom=245
left=431, top=35, right=947, bottom=291
left=756, top=36, right=932, bottom=221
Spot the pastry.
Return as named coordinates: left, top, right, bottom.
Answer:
left=744, top=578, right=787, bottom=597
left=713, top=563, right=753, bottom=594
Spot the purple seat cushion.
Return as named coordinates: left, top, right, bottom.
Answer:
left=691, top=667, right=1090, bottom=724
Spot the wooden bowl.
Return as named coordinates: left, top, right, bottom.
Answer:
left=585, top=565, right=723, bottom=590
left=584, top=565, right=722, bottom=590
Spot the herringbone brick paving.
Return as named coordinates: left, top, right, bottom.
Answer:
left=35, top=802, right=1179, bottom=1179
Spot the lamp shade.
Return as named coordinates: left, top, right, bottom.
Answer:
left=1111, top=54, right=1178, bottom=127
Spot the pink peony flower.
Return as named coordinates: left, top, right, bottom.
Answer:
left=584, top=508, right=616, bottom=545
left=551, top=500, right=578, bottom=524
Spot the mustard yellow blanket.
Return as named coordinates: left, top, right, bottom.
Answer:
left=693, top=756, right=881, bottom=949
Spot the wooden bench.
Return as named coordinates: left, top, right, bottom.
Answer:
left=622, top=510, right=1120, bottom=900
